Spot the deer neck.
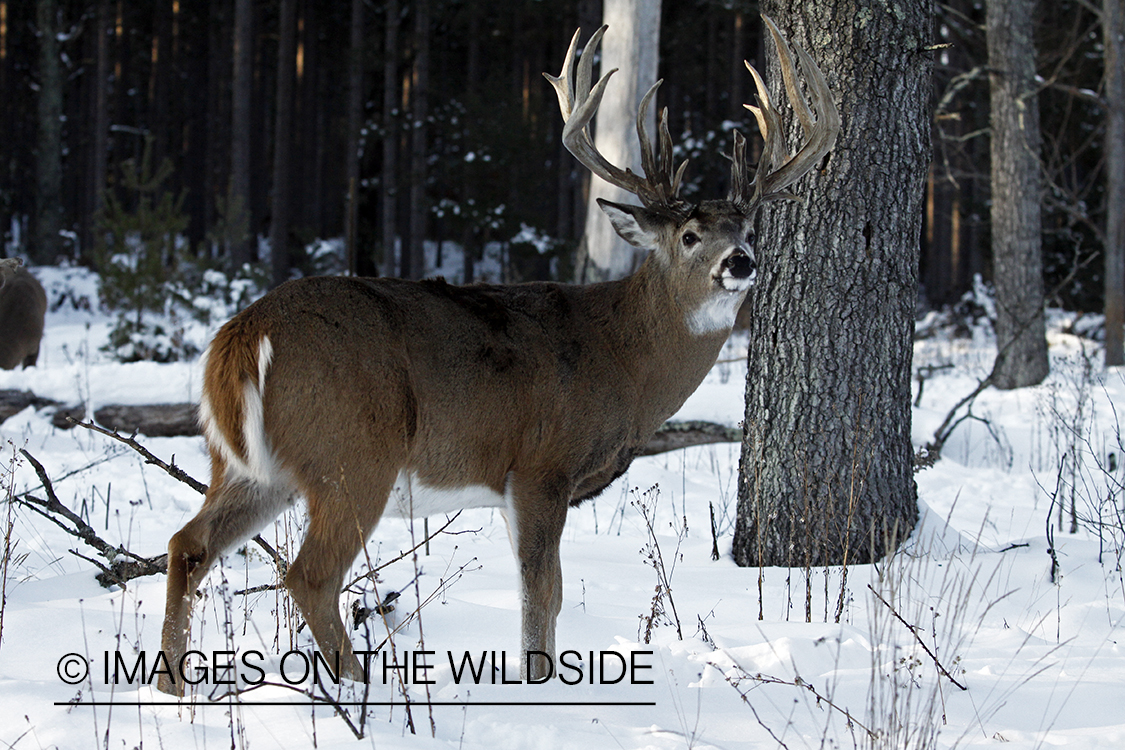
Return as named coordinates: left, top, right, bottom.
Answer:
left=595, top=258, right=731, bottom=433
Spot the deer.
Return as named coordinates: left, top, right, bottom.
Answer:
left=158, top=15, right=839, bottom=695
left=0, top=258, right=47, bottom=370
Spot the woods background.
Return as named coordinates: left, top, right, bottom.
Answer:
left=0, top=0, right=1113, bottom=313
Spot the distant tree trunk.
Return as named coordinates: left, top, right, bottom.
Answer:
left=733, top=1, right=929, bottom=570
left=729, top=11, right=745, bottom=122
left=577, top=0, right=661, bottom=282
left=344, top=0, right=364, bottom=276
left=463, top=1, right=481, bottom=283
left=296, top=3, right=323, bottom=240
left=406, top=0, right=430, bottom=280
left=88, top=0, right=111, bottom=260
left=1104, top=0, right=1125, bottom=367
left=270, top=0, right=297, bottom=288
left=986, top=0, right=1049, bottom=388
left=381, top=0, right=400, bottom=277
left=230, top=0, right=253, bottom=267
left=148, top=1, right=173, bottom=174
left=34, top=0, right=63, bottom=264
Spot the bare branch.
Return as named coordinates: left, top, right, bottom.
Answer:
left=867, top=584, right=969, bottom=691
left=67, top=416, right=287, bottom=574
left=16, top=449, right=168, bottom=588
left=67, top=416, right=206, bottom=494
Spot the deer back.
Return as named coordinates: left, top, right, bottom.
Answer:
left=0, top=268, right=46, bottom=370
left=202, top=270, right=738, bottom=507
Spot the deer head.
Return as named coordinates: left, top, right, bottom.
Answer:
left=158, top=16, right=839, bottom=696
left=546, top=16, right=839, bottom=331
left=0, top=257, right=20, bottom=288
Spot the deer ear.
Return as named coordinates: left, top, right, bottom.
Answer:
left=597, top=199, right=662, bottom=249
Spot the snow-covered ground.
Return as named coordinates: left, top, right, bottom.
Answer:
left=1, top=265, right=1123, bottom=749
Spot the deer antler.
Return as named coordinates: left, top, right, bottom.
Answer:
left=731, top=15, right=841, bottom=210
left=545, top=26, right=690, bottom=218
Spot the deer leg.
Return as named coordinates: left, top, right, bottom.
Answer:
left=510, top=478, right=569, bottom=682
left=284, top=487, right=387, bottom=686
left=160, top=475, right=293, bottom=695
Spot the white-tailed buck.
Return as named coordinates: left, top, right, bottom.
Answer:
left=159, top=16, right=838, bottom=694
left=0, top=259, right=47, bottom=370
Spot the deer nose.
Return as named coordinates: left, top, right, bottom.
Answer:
left=723, top=250, right=756, bottom=279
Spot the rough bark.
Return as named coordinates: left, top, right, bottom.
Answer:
left=577, top=0, right=661, bottom=283
left=733, top=2, right=929, bottom=568
left=1105, top=0, right=1125, bottom=367
left=986, top=0, right=1049, bottom=388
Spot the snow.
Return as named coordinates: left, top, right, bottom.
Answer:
left=1, top=266, right=1124, bottom=748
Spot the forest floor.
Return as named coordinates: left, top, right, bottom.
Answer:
left=0, top=265, right=1122, bottom=749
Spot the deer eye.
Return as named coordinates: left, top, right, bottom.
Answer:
left=745, top=231, right=755, bottom=248
left=681, top=231, right=700, bottom=248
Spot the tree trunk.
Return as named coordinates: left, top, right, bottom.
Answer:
left=34, top=0, right=63, bottom=264
left=1104, top=0, right=1125, bottom=367
left=381, top=0, right=400, bottom=277
left=578, top=0, right=661, bottom=283
left=733, top=1, right=929, bottom=569
left=88, top=0, right=111, bottom=260
left=269, top=0, right=297, bottom=288
left=147, top=1, right=173, bottom=177
left=986, top=0, right=1048, bottom=388
left=344, top=0, right=364, bottom=276
left=230, top=0, right=254, bottom=267
left=406, top=0, right=430, bottom=280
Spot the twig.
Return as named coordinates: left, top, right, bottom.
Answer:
left=212, top=680, right=367, bottom=739
left=867, top=584, right=969, bottom=691
left=67, top=416, right=287, bottom=575
left=716, top=660, right=875, bottom=741
left=998, top=542, right=1030, bottom=553
left=68, top=548, right=128, bottom=588
left=16, top=449, right=167, bottom=587
left=925, top=374, right=993, bottom=457
left=68, top=417, right=206, bottom=494
left=344, top=511, right=468, bottom=590
left=923, top=250, right=1096, bottom=462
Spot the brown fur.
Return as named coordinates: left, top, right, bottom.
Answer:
left=159, top=17, right=838, bottom=693
left=202, top=315, right=265, bottom=461
left=0, top=267, right=47, bottom=370
left=158, top=204, right=755, bottom=695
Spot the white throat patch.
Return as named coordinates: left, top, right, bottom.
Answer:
left=686, top=292, right=743, bottom=335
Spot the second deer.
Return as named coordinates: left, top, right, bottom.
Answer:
left=0, top=259, right=47, bottom=370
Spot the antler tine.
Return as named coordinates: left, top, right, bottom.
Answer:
left=546, top=28, right=581, bottom=121
left=732, top=15, right=841, bottom=208
left=742, top=60, right=790, bottom=198
left=764, top=15, right=815, bottom=137
left=636, top=82, right=688, bottom=207
left=546, top=26, right=689, bottom=214
left=729, top=130, right=751, bottom=203
left=637, top=81, right=660, bottom=195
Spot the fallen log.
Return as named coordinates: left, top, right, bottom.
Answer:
left=4, top=389, right=742, bottom=453
left=91, top=403, right=199, bottom=437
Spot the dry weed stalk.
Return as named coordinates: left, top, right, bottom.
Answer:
left=634, top=485, right=685, bottom=643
